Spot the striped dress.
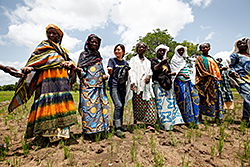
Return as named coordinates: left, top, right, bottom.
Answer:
left=9, top=40, right=78, bottom=139
left=25, top=68, right=77, bottom=139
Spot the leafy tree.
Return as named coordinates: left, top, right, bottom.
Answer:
left=1, top=84, right=16, bottom=91
left=125, top=28, right=200, bottom=68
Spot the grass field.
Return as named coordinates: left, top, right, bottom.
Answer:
left=0, top=91, right=15, bottom=102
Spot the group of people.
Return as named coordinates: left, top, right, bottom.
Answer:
left=1, top=23, right=250, bottom=141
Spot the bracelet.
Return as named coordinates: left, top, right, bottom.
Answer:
left=3, top=66, right=8, bottom=73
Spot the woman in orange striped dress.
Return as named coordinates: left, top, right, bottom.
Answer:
left=9, top=24, right=78, bottom=142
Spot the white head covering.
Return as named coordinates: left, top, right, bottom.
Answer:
left=227, top=37, right=250, bottom=66
left=170, top=45, right=188, bottom=84
left=155, top=44, right=169, bottom=59
left=231, top=37, right=250, bottom=55
left=197, top=42, right=210, bottom=51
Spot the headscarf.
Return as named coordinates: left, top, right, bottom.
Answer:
left=197, top=42, right=211, bottom=51
left=227, top=37, right=250, bottom=86
left=170, top=45, right=188, bottom=83
left=45, top=24, right=69, bottom=61
left=155, top=44, right=169, bottom=59
left=197, top=42, right=212, bottom=71
left=231, top=37, right=250, bottom=55
left=78, top=34, right=102, bottom=68
left=46, top=24, right=64, bottom=44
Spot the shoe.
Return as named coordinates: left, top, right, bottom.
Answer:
left=115, top=129, right=125, bottom=138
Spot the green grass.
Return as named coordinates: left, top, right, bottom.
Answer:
left=71, top=91, right=80, bottom=104
left=0, top=91, right=15, bottom=102
left=0, top=91, right=81, bottom=103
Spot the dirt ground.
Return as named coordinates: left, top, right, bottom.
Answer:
left=0, top=96, right=250, bottom=167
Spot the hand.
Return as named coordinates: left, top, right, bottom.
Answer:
left=169, top=72, right=176, bottom=76
left=103, top=75, right=109, bottom=80
left=222, top=67, right=228, bottom=70
left=183, top=74, right=190, bottom=79
left=130, top=83, right=135, bottom=91
left=75, top=67, right=83, bottom=73
left=21, top=67, right=33, bottom=74
left=144, top=75, right=151, bottom=84
left=161, top=58, right=168, bottom=65
left=5, top=66, right=24, bottom=78
left=60, top=61, right=74, bottom=69
left=107, top=67, right=113, bottom=75
left=234, top=72, right=240, bottom=78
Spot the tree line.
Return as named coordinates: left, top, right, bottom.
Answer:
left=125, top=28, right=200, bottom=68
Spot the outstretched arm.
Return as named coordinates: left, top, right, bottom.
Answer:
left=0, top=64, right=23, bottom=78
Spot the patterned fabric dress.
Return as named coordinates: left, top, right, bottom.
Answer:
left=78, top=34, right=109, bottom=134
left=152, top=55, right=183, bottom=130
left=78, top=61, right=109, bottom=134
left=171, top=45, right=199, bottom=124
left=229, top=53, right=250, bottom=117
left=217, top=62, right=234, bottom=109
left=132, top=92, right=157, bottom=125
left=174, top=65, right=200, bottom=124
left=9, top=40, right=78, bottom=140
left=153, top=82, right=184, bottom=130
left=125, top=55, right=157, bottom=125
left=195, top=55, right=224, bottom=119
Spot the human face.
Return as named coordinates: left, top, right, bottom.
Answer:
left=237, top=40, right=248, bottom=51
left=137, top=43, right=146, bottom=55
left=201, top=44, right=210, bottom=55
left=89, top=37, right=99, bottom=51
left=177, top=48, right=185, bottom=56
left=157, top=48, right=166, bottom=59
left=47, top=28, right=60, bottom=43
left=114, top=46, right=125, bottom=60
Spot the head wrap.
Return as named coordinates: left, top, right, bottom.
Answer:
left=170, top=45, right=188, bottom=83
left=84, top=34, right=101, bottom=51
left=226, top=37, right=250, bottom=66
left=78, top=34, right=102, bottom=68
left=46, top=24, right=64, bottom=44
left=197, top=42, right=211, bottom=51
left=155, top=44, right=169, bottom=59
left=231, top=37, right=250, bottom=55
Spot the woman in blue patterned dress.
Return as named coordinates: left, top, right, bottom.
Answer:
left=77, top=34, right=109, bottom=135
left=151, top=44, right=184, bottom=130
left=228, top=37, right=250, bottom=122
left=171, top=45, right=200, bottom=125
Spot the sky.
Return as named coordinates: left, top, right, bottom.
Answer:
left=0, top=0, right=249, bottom=86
